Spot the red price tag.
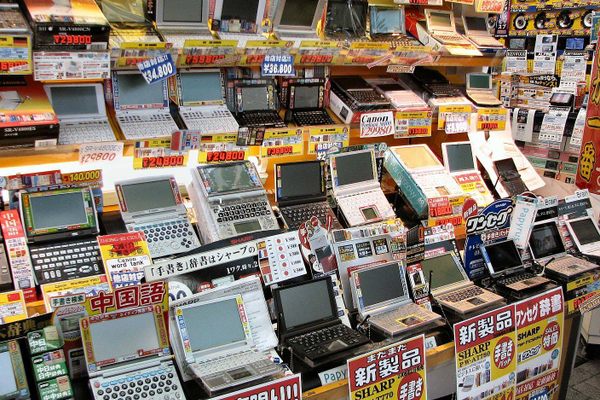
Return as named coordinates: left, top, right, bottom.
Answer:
left=53, top=34, right=92, bottom=45
left=184, top=54, right=227, bottom=65
left=299, top=54, right=333, bottom=64
left=141, top=155, right=186, bottom=168
left=266, top=146, right=293, bottom=156
left=206, top=151, right=246, bottom=162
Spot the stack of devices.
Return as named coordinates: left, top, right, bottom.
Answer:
left=44, top=83, right=115, bottom=145
left=155, top=0, right=213, bottom=48
left=273, top=276, right=370, bottom=367
left=350, top=262, right=442, bottom=337
left=329, top=149, right=396, bottom=227
left=231, top=80, right=286, bottom=129
left=214, top=0, right=268, bottom=46
left=173, top=295, right=282, bottom=395
left=462, top=15, right=503, bottom=49
left=285, top=81, right=334, bottom=126
left=493, top=158, right=529, bottom=196
left=19, top=187, right=104, bottom=285
left=111, top=71, right=179, bottom=140
left=465, top=73, right=502, bottom=107
left=566, top=216, right=600, bottom=258
left=176, top=69, right=239, bottom=134
left=420, top=252, right=504, bottom=315
left=275, top=160, right=341, bottom=230
left=480, top=239, right=550, bottom=292
left=529, top=220, right=599, bottom=279
left=272, top=0, right=326, bottom=45
left=115, top=176, right=201, bottom=259
left=190, top=161, right=279, bottom=243
left=80, top=306, right=186, bottom=400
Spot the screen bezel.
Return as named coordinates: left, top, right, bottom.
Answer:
left=462, top=15, right=489, bottom=35
left=481, top=239, right=524, bottom=277
left=275, top=160, right=325, bottom=203
left=369, top=6, right=406, bottom=36
left=178, top=69, right=225, bottom=106
left=273, top=0, right=326, bottom=32
left=420, top=252, right=469, bottom=295
left=112, top=71, right=169, bottom=111
left=237, top=82, right=274, bottom=112
left=528, top=220, right=566, bottom=260
left=155, top=0, right=210, bottom=28
left=197, top=161, right=263, bottom=196
left=115, top=175, right=183, bottom=219
left=44, top=83, right=106, bottom=119
left=330, top=149, right=378, bottom=191
left=441, top=141, right=477, bottom=174
left=466, top=73, right=492, bottom=91
left=566, top=216, right=600, bottom=253
left=214, top=0, right=267, bottom=29
left=352, top=262, right=409, bottom=316
left=425, top=9, right=456, bottom=32
left=288, top=82, right=324, bottom=110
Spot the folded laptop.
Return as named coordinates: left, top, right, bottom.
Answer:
left=214, top=0, right=268, bottom=47
left=465, top=73, right=502, bottom=107
left=80, top=306, right=186, bottom=400
left=285, top=81, right=334, bottom=126
left=350, top=262, right=441, bottom=337
left=481, top=239, right=549, bottom=292
left=44, top=83, right=115, bottom=145
left=155, top=0, right=214, bottom=47
left=565, top=216, right=600, bottom=257
left=115, top=175, right=201, bottom=259
left=174, top=295, right=282, bottom=394
left=529, top=220, right=599, bottom=278
left=272, top=0, right=326, bottom=46
left=425, top=9, right=473, bottom=47
left=275, top=160, right=341, bottom=230
left=111, top=71, right=179, bottom=140
left=273, top=276, right=369, bottom=367
left=462, top=15, right=503, bottom=49
left=20, top=187, right=104, bottom=285
left=420, top=252, right=504, bottom=315
left=330, top=149, right=395, bottom=227
left=177, top=69, right=239, bottom=134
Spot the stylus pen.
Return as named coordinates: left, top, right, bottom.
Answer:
left=428, top=271, right=433, bottom=297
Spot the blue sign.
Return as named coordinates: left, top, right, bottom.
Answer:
left=261, top=54, right=295, bottom=77
left=137, top=53, right=176, bottom=84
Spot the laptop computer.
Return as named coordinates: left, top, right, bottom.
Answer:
left=465, top=73, right=502, bottom=107
left=420, top=252, right=504, bottom=315
left=330, top=76, right=391, bottom=108
left=493, top=158, right=529, bottom=196
left=441, top=141, right=494, bottom=207
left=273, top=276, right=370, bottom=367
left=111, top=71, right=179, bottom=140
left=232, top=79, right=286, bottom=129
left=325, top=0, right=368, bottom=39
left=285, top=81, right=334, bottom=126
left=176, top=69, right=239, bottom=134
left=155, top=0, right=213, bottom=48
left=189, top=161, right=279, bottom=243
left=425, top=9, right=473, bottom=47
left=214, top=0, right=268, bottom=47
left=275, top=160, right=341, bottom=230
left=19, top=187, right=104, bottom=285
left=173, top=295, right=282, bottom=394
left=115, top=175, right=201, bottom=259
left=272, top=0, right=326, bottom=46
left=330, top=149, right=395, bottom=227
left=44, top=83, right=115, bottom=145
left=565, top=216, right=600, bottom=257
left=369, top=5, right=407, bottom=44
left=80, top=306, right=186, bottom=400
left=480, top=239, right=549, bottom=292
left=350, top=262, right=441, bottom=337
left=462, top=15, right=503, bottom=49
left=529, top=220, right=599, bottom=278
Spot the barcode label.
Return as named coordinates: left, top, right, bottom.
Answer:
left=90, top=42, right=108, bottom=51
left=34, top=139, right=57, bottom=148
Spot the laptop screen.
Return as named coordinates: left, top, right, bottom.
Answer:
left=202, top=163, right=260, bottom=194
left=49, top=86, right=99, bottom=117
left=370, top=8, right=402, bottom=35
left=278, top=278, right=336, bottom=330
left=328, top=0, right=367, bottom=31
left=570, top=218, right=600, bottom=245
left=446, top=143, right=475, bottom=173
left=495, top=158, right=518, bottom=173
left=221, top=0, right=259, bottom=22
left=118, top=74, right=165, bottom=107
left=469, top=74, right=491, bottom=90
left=241, top=86, right=269, bottom=111
left=278, top=161, right=323, bottom=201
left=180, top=72, right=222, bottom=104
left=420, top=253, right=465, bottom=290
left=0, top=350, right=17, bottom=396
left=356, top=263, right=405, bottom=308
left=429, top=11, right=452, bottom=28
left=529, top=222, right=565, bottom=259
left=334, top=151, right=375, bottom=186
left=293, top=85, right=319, bottom=109
left=280, top=0, right=319, bottom=27
left=88, top=310, right=160, bottom=366
left=120, top=179, right=177, bottom=212
left=465, top=16, right=488, bottom=33
left=182, top=298, right=246, bottom=352
left=483, top=240, right=523, bottom=273
left=163, top=0, right=203, bottom=22
left=392, top=146, right=440, bottom=170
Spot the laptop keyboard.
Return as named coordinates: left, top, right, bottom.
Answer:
left=370, top=303, right=439, bottom=332
left=498, top=272, right=538, bottom=286
left=471, top=36, right=502, bottom=47
left=59, top=121, right=115, bottom=145
left=435, top=34, right=472, bottom=46
left=117, top=114, right=179, bottom=140
left=348, top=90, right=389, bottom=105
left=547, top=256, right=598, bottom=275
left=292, top=110, right=335, bottom=126
left=288, top=324, right=365, bottom=358
left=281, top=202, right=333, bottom=230
left=194, top=350, right=268, bottom=375
left=216, top=200, right=271, bottom=223
left=236, top=111, right=286, bottom=128
left=129, top=219, right=200, bottom=259
left=438, top=286, right=484, bottom=303
left=182, top=110, right=239, bottom=133
left=30, top=239, right=102, bottom=284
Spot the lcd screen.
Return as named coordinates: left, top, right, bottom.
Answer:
left=29, top=191, right=89, bottom=231
left=180, top=72, right=222, bottom=103
left=49, top=86, right=99, bottom=116
left=446, top=143, right=475, bottom=173
left=118, top=74, right=165, bottom=106
left=420, top=253, right=465, bottom=290
left=469, top=74, right=491, bottom=90
left=484, top=240, right=523, bottom=273
left=279, top=162, right=322, bottom=199
left=278, top=279, right=335, bottom=329
left=429, top=12, right=452, bottom=28
left=121, top=179, right=177, bottom=212
left=280, top=0, right=319, bottom=27
left=204, top=164, right=258, bottom=193
left=335, top=152, right=374, bottom=186
left=163, top=0, right=203, bottom=22
left=293, top=85, right=319, bottom=109
left=371, top=8, right=402, bottom=34
left=392, top=146, right=440, bottom=170
left=570, top=218, right=600, bottom=245
left=529, top=222, right=565, bottom=259
left=465, top=16, right=488, bottom=32
left=357, top=263, right=404, bottom=308
left=241, top=86, right=269, bottom=111
left=221, top=0, right=259, bottom=22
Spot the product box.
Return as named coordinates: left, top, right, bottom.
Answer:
left=28, top=326, right=63, bottom=355
left=0, top=340, right=30, bottom=400
left=37, top=375, right=73, bottom=400
left=21, top=0, right=109, bottom=50
left=32, top=349, right=68, bottom=382
left=0, top=76, right=59, bottom=148
left=0, top=4, right=33, bottom=75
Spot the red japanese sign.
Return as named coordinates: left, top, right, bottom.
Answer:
left=348, top=335, right=426, bottom=400
left=212, top=374, right=302, bottom=400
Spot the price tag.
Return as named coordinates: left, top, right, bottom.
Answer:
left=261, top=54, right=294, bottom=77
left=137, top=53, right=176, bottom=84
left=539, top=107, right=570, bottom=147
left=79, top=142, right=123, bottom=165
left=135, top=153, right=188, bottom=169
left=505, top=50, right=527, bottom=73
left=476, top=108, right=507, bottom=131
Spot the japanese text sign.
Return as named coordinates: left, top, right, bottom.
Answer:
left=137, top=53, right=176, bottom=84
left=212, top=374, right=302, bottom=400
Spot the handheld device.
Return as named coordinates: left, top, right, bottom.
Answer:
left=565, top=216, right=600, bottom=257
left=325, top=0, right=368, bottom=39
left=189, top=161, right=279, bottom=243
left=286, top=81, right=334, bottom=126
left=275, top=160, right=341, bottom=230
left=425, top=9, right=472, bottom=47
left=412, top=67, right=464, bottom=98
left=115, top=175, right=201, bottom=259
left=369, top=5, right=406, bottom=43
left=350, top=262, right=441, bottom=337
left=155, top=0, right=213, bottom=47
left=329, top=149, right=395, bottom=227
left=462, top=15, right=503, bottom=48
left=465, top=73, right=502, bottom=106
left=19, top=187, right=103, bottom=284
left=273, top=276, right=370, bottom=367
left=0, top=340, right=30, bottom=400
left=177, top=69, right=239, bottom=134
left=330, top=76, right=390, bottom=108
left=213, top=0, right=268, bottom=46
left=45, top=83, right=115, bottom=145
left=493, top=158, right=529, bottom=196
left=233, top=80, right=286, bottom=128
left=272, top=0, right=325, bottom=44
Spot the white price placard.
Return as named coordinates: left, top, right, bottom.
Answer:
left=79, top=142, right=124, bottom=164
